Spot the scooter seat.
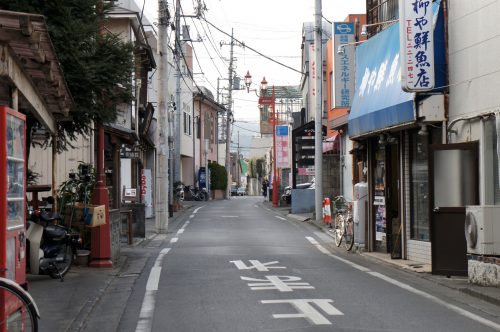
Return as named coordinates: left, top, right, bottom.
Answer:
left=40, top=211, right=62, bottom=222
left=45, top=225, right=67, bottom=240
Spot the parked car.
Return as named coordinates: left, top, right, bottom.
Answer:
left=237, top=187, right=246, bottom=196
left=231, top=185, right=238, bottom=196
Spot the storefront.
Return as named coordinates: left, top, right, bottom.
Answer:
left=348, top=1, right=446, bottom=263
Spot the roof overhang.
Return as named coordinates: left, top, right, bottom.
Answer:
left=0, top=10, right=74, bottom=134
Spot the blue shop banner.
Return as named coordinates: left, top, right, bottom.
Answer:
left=348, top=0, right=443, bottom=138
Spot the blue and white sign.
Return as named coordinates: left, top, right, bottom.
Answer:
left=333, top=22, right=355, bottom=108
left=275, top=125, right=290, bottom=169
left=400, top=0, right=435, bottom=91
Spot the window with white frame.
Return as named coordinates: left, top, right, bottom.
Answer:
left=183, top=111, right=191, bottom=135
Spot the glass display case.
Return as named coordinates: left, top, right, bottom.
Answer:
left=0, top=106, right=26, bottom=284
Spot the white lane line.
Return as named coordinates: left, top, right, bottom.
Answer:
left=177, top=229, right=185, bottom=234
left=193, top=205, right=205, bottom=214
left=306, top=236, right=319, bottom=245
left=368, top=272, right=500, bottom=330
left=220, top=215, right=239, bottom=218
left=170, top=237, right=178, bottom=243
left=275, top=216, right=287, bottom=221
left=306, top=237, right=373, bottom=272
left=135, top=248, right=171, bottom=332
left=306, top=236, right=500, bottom=330
left=189, top=214, right=195, bottom=218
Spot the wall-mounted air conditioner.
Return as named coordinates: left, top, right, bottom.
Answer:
left=465, top=206, right=500, bottom=255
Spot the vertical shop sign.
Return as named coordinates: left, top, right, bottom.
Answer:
left=333, top=22, right=355, bottom=107
left=400, top=0, right=434, bottom=91
left=142, top=169, right=153, bottom=218
left=309, top=44, right=316, bottom=114
left=275, top=125, right=290, bottom=169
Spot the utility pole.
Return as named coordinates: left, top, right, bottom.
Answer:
left=174, top=0, right=182, bottom=191
left=156, top=0, right=170, bottom=233
left=237, top=130, right=240, bottom=187
left=224, top=29, right=235, bottom=199
left=314, top=0, right=323, bottom=221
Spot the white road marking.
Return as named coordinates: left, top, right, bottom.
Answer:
left=170, top=237, right=178, bottom=243
left=193, top=206, right=205, bottom=214
left=242, top=275, right=314, bottom=292
left=230, top=260, right=286, bottom=271
left=261, top=299, right=343, bottom=325
left=275, top=216, right=287, bottom=221
left=306, top=236, right=369, bottom=272
left=305, top=237, right=318, bottom=245
left=306, top=236, right=500, bottom=330
left=220, top=215, right=239, bottom=218
left=177, top=229, right=185, bottom=234
left=189, top=214, right=195, bottom=218
left=135, top=248, right=171, bottom=332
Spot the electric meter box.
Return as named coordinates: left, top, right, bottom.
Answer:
left=353, top=182, right=368, bottom=247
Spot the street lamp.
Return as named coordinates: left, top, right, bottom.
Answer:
left=245, top=71, right=279, bottom=207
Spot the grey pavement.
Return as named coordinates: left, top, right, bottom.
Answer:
left=27, top=200, right=204, bottom=332
left=270, top=201, right=500, bottom=307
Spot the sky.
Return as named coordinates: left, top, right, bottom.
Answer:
left=137, top=0, right=366, bottom=152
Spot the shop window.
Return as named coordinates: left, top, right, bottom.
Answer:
left=410, top=131, right=430, bottom=241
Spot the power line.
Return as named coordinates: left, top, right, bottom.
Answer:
left=232, top=123, right=260, bottom=134
left=179, top=5, right=217, bottom=92
left=190, top=18, right=224, bottom=78
left=203, top=18, right=304, bottom=75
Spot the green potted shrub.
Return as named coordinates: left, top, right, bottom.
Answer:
left=208, top=163, right=228, bottom=199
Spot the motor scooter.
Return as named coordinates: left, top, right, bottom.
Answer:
left=26, top=198, right=81, bottom=281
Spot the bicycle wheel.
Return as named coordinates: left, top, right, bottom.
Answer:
left=0, top=278, right=39, bottom=332
left=49, top=242, right=74, bottom=279
left=343, top=217, right=354, bottom=251
left=334, top=214, right=345, bottom=247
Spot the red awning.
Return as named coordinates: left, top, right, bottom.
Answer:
left=322, top=130, right=340, bottom=153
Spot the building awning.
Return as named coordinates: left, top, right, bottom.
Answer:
left=323, top=130, right=340, bottom=153
left=348, top=0, right=442, bottom=138
left=348, top=23, right=415, bottom=138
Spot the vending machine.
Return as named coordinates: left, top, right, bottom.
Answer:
left=0, top=106, right=27, bottom=287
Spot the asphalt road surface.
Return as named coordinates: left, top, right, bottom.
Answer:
left=118, top=196, right=500, bottom=332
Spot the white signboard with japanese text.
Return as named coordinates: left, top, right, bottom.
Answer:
left=309, top=44, right=316, bottom=115
left=333, top=22, right=356, bottom=107
left=275, top=125, right=290, bottom=169
left=400, top=0, right=435, bottom=91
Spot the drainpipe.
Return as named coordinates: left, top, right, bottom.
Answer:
left=442, top=0, right=450, bottom=144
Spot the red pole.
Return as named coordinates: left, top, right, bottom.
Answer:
left=272, top=86, right=279, bottom=207
left=90, top=126, right=112, bottom=267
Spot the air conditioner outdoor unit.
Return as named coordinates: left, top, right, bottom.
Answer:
left=465, top=206, right=500, bottom=255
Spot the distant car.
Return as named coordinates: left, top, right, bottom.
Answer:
left=231, top=185, right=238, bottom=196
left=237, top=187, right=246, bottom=196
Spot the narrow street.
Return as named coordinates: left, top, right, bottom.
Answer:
left=55, top=197, right=500, bottom=332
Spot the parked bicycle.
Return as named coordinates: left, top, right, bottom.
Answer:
left=333, top=196, right=354, bottom=251
left=0, top=277, right=40, bottom=331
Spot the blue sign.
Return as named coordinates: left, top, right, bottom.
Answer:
left=276, top=125, right=289, bottom=136
left=334, top=22, right=354, bottom=35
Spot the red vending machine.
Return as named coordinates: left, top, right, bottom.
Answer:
left=0, top=106, right=27, bottom=287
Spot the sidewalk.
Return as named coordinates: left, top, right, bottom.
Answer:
left=27, top=200, right=202, bottom=331
left=266, top=201, right=500, bottom=307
